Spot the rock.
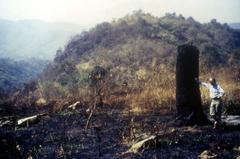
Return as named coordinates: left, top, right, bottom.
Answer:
left=199, top=150, right=217, bottom=159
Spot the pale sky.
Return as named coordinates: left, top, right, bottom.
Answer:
left=0, top=0, right=239, bottom=27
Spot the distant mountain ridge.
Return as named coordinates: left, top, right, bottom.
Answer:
left=229, top=23, right=240, bottom=30
left=0, top=19, right=85, bottom=60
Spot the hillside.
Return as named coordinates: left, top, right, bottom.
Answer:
left=1, top=12, right=240, bottom=159
left=0, top=58, right=48, bottom=95
left=30, top=12, right=240, bottom=107
left=0, top=19, right=84, bottom=60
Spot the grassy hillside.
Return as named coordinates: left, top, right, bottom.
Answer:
left=10, top=11, right=240, bottom=114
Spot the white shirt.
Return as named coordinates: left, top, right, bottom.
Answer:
left=200, top=82, right=224, bottom=99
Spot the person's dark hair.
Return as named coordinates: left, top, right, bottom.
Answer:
left=209, top=77, right=216, bottom=85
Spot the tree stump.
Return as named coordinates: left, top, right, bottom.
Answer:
left=176, top=44, right=209, bottom=125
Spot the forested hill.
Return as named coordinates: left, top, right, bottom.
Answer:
left=12, top=11, right=240, bottom=107
left=0, top=58, right=48, bottom=94
left=53, top=12, right=240, bottom=68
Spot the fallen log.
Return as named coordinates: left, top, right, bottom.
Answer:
left=207, top=115, right=240, bottom=127
left=0, top=120, right=12, bottom=127
left=67, top=101, right=81, bottom=110
left=17, top=113, right=47, bottom=127
left=0, top=116, right=17, bottom=128
left=118, top=134, right=164, bottom=158
left=128, top=135, right=157, bottom=153
left=221, top=115, right=240, bottom=127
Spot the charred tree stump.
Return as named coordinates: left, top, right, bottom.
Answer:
left=176, top=44, right=209, bottom=125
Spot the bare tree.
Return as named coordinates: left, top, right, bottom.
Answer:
left=85, top=66, right=108, bottom=129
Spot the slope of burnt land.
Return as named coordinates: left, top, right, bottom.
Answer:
left=1, top=103, right=239, bottom=159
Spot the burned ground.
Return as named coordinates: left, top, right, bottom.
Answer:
left=1, top=102, right=239, bottom=159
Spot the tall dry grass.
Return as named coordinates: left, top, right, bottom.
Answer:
left=29, top=64, right=240, bottom=116
left=124, top=65, right=240, bottom=115
left=125, top=66, right=176, bottom=114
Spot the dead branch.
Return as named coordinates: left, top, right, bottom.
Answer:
left=17, top=113, right=48, bottom=127
left=67, top=101, right=81, bottom=110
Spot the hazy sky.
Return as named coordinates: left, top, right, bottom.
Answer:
left=0, top=0, right=239, bottom=27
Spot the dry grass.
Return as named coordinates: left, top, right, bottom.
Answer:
left=26, top=64, right=239, bottom=116
left=123, top=66, right=240, bottom=115
left=199, top=67, right=240, bottom=114
left=125, top=67, right=176, bottom=114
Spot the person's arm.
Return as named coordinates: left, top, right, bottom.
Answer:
left=198, top=80, right=209, bottom=88
left=195, top=78, right=209, bottom=88
left=217, top=85, right=225, bottom=98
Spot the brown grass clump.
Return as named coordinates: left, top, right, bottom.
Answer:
left=125, top=66, right=175, bottom=114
